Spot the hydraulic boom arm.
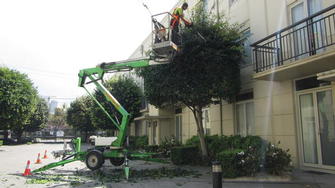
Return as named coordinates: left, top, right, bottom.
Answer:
left=78, top=57, right=159, bottom=148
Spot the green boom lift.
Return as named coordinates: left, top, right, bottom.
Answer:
left=31, top=12, right=180, bottom=179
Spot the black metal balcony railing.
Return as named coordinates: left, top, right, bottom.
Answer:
left=251, top=4, right=335, bottom=73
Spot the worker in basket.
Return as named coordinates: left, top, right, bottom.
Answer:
left=170, top=2, right=192, bottom=45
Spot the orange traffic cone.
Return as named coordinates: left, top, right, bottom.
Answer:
left=35, top=153, right=42, bottom=164
left=43, top=150, right=48, bottom=159
left=23, top=160, right=32, bottom=176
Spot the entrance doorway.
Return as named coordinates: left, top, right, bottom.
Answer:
left=298, top=88, right=335, bottom=168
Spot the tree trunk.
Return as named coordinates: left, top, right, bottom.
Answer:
left=192, top=107, right=209, bottom=158
left=4, top=130, right=9, bottom=144
left=85, top=130, right=88, bottom=143
left=15, top=129, right=23, bottom=143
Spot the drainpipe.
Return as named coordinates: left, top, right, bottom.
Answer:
left=220, top=98, right=223, bottom=136
left=216, top=0, right=220, bottom=22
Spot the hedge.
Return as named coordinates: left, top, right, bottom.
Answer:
left=171, top=145, right=199, bottom=165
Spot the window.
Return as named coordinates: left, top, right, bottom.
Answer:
left=241, top=29, right=252, bottom=66
left=152, top=121, right=158, bottom=145
left=229, top=0, right=238, bottom=7
left=175, top=115, right=182, bottom=143
left=236, top=101, right=254, bottom=136
left=203, top=0, right=208, bottom=11
left=135, top=121, right=140, bottom=136
left=202, top=108, right=210, bottom=135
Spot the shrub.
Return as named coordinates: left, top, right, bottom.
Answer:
left=171, top=145, right=200, bottom=165
left=227, top=135, right=243, bottom=149
left=237, top=146, right=261, bottom=176
left=0, top=140, right=3, bottom=146
left=217, top=147, right=260, bottom=178
left=185, top=136, right=199, bottom=145
left=144, top=145, right=160, bottom=153
left=129, top=136, right=148, bottom=150
left=185, top=135, right=262, bottom=160
left=265, top=142, right=292, bottom=175
left=241, top=136, right=263, bottom=151
left=217, top=149, right=243, bottom=178
left=158, top=136, right=181, bottom=157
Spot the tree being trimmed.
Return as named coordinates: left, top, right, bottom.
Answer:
left=137, top=8, right=244, bottom=158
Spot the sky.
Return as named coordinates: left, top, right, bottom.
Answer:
left=0, top=0, right=178, bottom=105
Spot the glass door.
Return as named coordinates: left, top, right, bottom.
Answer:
left=298, top=89, right=335, bottom=168
left=317, top=90, right=335, bottom=166
left=299, top=93, right=318, bottom=164
left=175, top=115, right=182, bottom=143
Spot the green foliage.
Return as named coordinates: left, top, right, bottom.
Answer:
left=0, top=67, right=38, bottom=140
left=137, top=6, right=243, bottom=158
left=186, top=135, right=263, bottom=159
left=265, top=142, right=292, bottom=175
left=176, top=135, right=291, bottom=177
left=143, top=136, right=181, bottom=157
left=90, top=75, right=143, bottom=130
left=217, top=149, right=243, bottom=178
left=25, top=96, right=49, bottom=132
left=0, top=140, right=3, bottom=146
left=129, top=136, right=148, bottom=150
left=67, top=96, right=96, bottom=141
left=217, top=147, right=260, bottom=178
left=48, top=107, right=67, bottom=129
left=137, top=8, right=243, bottom=108
left=171, top=145, right=200, bottom=165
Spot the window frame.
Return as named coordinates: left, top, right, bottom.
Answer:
left=202, top=108, right=211, bottom=135
left=235, top=100, right=254, bottom=136
left=175, top=114, right=182, bottom=143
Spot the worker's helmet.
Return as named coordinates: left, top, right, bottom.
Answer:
left=182, top=2, right=188, bottom=10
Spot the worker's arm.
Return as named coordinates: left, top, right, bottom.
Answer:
left=180, top=16, right=192, bottom=26
left=174, top=8, right=192, bottom=26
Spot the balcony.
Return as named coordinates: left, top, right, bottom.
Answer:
left=251, top=4, right=335, bottom=81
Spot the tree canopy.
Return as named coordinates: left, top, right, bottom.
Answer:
left=25, top=96, right=49, bottom=132
left=48, top=106, right=67, bottom=130
left=67, top=96, right=95, bottom=140
left=137, top=7, right=244, bottom=157
left=0, top=67, right=38, bottom=140
left=90, top=75, right=143, bottom=130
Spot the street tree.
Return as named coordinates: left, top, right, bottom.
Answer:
left=48, top=106, right=67, bottom=131
left=137, top=7, right=244, bottom=158
left=90, top=75, right=143, bottom=131
left=0, top=67, right=38, bottom=141
left=25, top=96, right=49, bottom=132
left=67, top=96, right=96, bottom=141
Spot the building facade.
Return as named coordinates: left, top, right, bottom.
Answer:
left=129, top=0, right=335, bottom=173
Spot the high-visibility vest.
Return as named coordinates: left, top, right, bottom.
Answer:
left=171, top=8, right=183, bottom=28
left=173, top=7, right=183, bottom=17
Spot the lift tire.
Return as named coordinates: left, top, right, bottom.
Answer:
left=86, top=150, right=104, bottom=171
left=110, top=157, right=125, bottom=166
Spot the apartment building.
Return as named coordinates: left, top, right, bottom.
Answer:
left=129, top=0, right=335, bottom=173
